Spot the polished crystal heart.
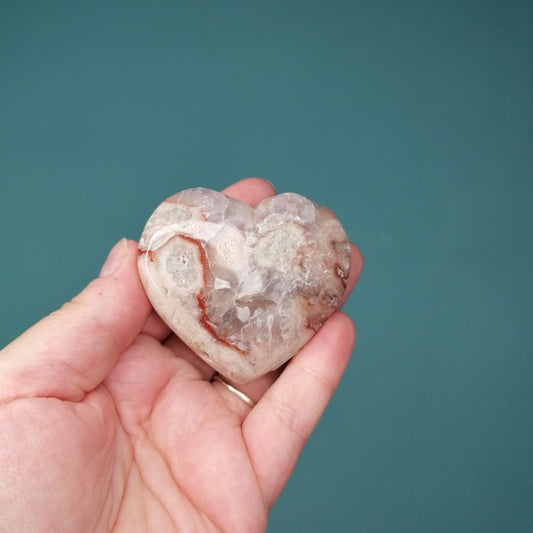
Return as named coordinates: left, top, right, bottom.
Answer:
left=137, top=188, right=350, bottom=383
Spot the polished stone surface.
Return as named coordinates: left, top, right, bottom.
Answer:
left=138, top=188, right=350, bottom=383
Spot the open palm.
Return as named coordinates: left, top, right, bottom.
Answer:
left=0, top=178, right=363, bottom=533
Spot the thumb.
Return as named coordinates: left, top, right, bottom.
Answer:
left=0, top=239, right=152, bottom=403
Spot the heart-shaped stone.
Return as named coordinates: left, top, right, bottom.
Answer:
left=137, top=188, right=350, bottom=383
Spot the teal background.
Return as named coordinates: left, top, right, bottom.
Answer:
left=1, top=1, right=532, bottom=531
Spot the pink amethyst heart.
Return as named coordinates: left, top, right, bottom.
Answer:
left=137, top=188, right=350, bottom=384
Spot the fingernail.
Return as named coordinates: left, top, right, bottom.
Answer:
left=100, top=238, right=128, bottom=277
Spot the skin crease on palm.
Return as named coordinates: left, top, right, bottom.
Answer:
left=0, top=178, right=363, bottom=533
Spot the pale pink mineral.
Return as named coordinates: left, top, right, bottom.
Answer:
left=137, top=188, right=350, bottom=383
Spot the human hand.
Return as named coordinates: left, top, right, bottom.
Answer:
left=0, top=178, right=363, bottom=533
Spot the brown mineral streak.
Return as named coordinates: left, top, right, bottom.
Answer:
left=196, top=292, right=245, bottom=355
left=334, top=263, right=348, bottom=286
left=178, top=233, right=245, bottom=355
left=138, top=248, right=154, bottom=262
left=177, top=233, right=208, bottom=286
